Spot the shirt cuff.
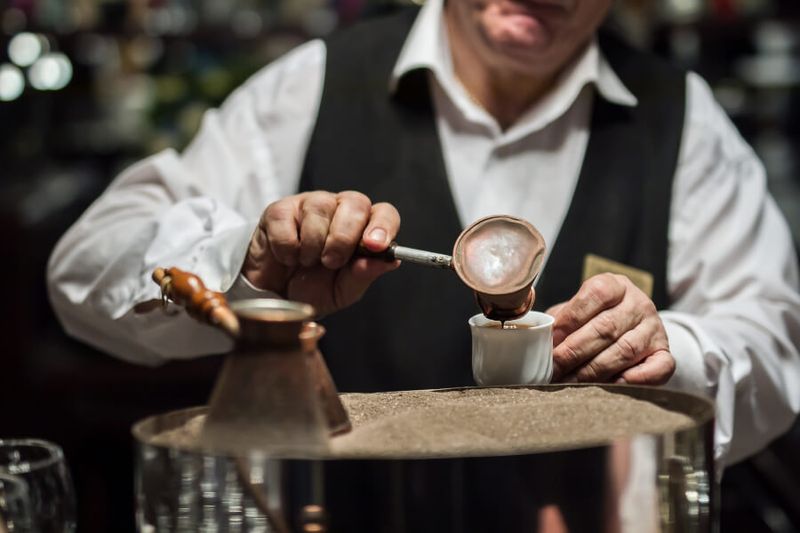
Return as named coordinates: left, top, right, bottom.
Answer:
left=660, top=311, right=708, bottom=397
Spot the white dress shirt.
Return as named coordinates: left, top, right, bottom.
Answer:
left=47, top=0, right=800, bottom=469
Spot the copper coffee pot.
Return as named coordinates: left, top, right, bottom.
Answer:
left=152, top=268, right=350, bottom=457
left=364, top=215, right=546, bottom=321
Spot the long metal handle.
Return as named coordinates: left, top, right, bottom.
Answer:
left=391, top=244, right=453, bottom=268
left=359, top=243, right=453, bottom=269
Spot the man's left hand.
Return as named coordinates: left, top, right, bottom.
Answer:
left=546, top=273, right=675, bottom=385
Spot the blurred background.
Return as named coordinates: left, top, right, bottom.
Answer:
left=0, top=0, right=799, bottom=531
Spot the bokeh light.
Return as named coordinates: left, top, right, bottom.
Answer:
left=28, top=52, right=73, bottom=91
left=8, top=32, right=47, bottom=67
left=0, top=63, right=25, bottom=101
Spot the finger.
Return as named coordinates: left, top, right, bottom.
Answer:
left=332, top=257, right=401, bottom=311
left=551, top=274, right=627, bottom=346
left=551, top=296, right=646, bottom=381
left=545, top=301, right=567, bottom=317
left=263, top=196, right=302, bottom=266
left=563, top=319, right=656, bottom=383
left=322, top=191, right=372, bottom=269
left=617, top=349, right=675, bottom=385
left=362, top=202, right=401, bottom=252
left=298, top=192, right=337, bottom=267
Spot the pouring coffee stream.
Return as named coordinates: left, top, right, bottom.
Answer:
left=361, top=215, right=546, bottom=321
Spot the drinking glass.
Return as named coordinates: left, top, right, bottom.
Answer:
left=0, top=473, right=33, bottom=532
left=0, top=440, right=76, bottom=533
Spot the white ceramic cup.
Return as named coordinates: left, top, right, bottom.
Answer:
left=469, top=311, right=555, bottom=386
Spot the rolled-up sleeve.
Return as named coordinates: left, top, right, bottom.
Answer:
left=661, top=72, right=800, bottom=468
left=47, top=40, right=326, bottom=365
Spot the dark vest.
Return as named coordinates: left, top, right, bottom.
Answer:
left=299, top=8, right=685, bottom=393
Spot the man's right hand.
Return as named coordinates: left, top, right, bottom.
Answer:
left=242, top=190, right=401, bottom=317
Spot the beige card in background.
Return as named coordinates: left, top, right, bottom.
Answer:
left=582, top=254, right=654, bottom=298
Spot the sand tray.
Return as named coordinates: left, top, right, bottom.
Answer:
left=150, top=386, right=696, bottom=459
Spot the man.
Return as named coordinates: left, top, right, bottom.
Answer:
left=48, top=0, right=800, bottom=471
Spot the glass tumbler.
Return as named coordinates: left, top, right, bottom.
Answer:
left=0, top=473, right=33, bottom=532
left=0, top=440, right=76, bottom=533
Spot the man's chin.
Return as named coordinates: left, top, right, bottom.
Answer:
left=485, top=39, right=564, bottom=78
left=483, top=31, right=553, bottom=69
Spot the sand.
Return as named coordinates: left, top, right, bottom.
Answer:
left=149, top=387, right=697, bottom=459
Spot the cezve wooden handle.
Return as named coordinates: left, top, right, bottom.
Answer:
left=152, top=267, right=240, bottom=337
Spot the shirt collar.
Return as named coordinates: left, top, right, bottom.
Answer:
left=390, top=0, right=638, bottom=126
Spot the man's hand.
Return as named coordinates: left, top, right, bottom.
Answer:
left=242, top=190, right=401, bottom=316
left=546, top=273, right=675, bottom=385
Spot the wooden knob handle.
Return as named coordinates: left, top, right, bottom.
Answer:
left=152, top=267, right=240, bottom=337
